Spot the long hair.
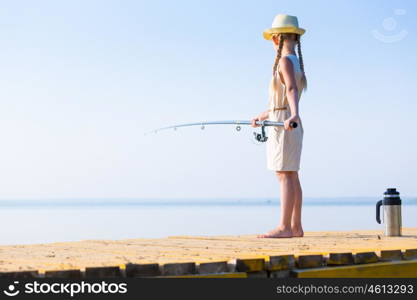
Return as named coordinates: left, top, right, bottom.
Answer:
left=269, top=34, right=285, bottom=94
left=269, top=33, right=307, bottom=94
left=296, top=34, right=307, bottom=91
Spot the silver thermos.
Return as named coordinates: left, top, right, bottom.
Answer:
left=376, top=188, right=402, bottom=236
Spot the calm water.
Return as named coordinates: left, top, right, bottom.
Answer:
left=0, top=198, right=416, bottom=245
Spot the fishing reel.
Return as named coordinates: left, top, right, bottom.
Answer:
left=253, top=126, right=268, bottom=143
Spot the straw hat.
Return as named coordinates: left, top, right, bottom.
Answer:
left=263, top=14, right=305, bottom=40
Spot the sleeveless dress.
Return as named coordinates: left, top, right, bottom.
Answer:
left=266, top=54, right=304, bottom=171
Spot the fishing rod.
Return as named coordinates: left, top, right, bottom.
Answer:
left=145, top=120, right=298, bottom=143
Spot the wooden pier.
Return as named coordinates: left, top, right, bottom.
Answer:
left=1, top=228, right=417, bottom=278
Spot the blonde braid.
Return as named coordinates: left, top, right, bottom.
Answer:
left=272, top=34, right=285, bottom=77
left=269, top=34, right=285, bottom=93
left=296, top=35, right=307, bottom=91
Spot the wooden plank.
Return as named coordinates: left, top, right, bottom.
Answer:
left=198, top=261, right=229, bottom=274
left=235, top=258, right=265, bottom=272
left=327, top=253, right=354, bottom=266
left=0, top=270, right=39, bottom=278
left=85, top=266, right=121, bottom=278
left=292, top=260, right=417, bottom=278
left=404, top=249, right=417, bottom=260
left=162, top=262, right=196, bottom=276
left=354, top=252, right=379, bottom=264
left=380, top=250, right=403, bottom=261
left=268, top=255, right=295, bottom=271
left=44, top=269, right=82, bottom=278
left=125, top=263, right=161, bottom=277
left=296, top=255, right=324, bottom=269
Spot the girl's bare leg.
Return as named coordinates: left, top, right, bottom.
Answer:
left=291, top=172, right=304, bottom=237
left=258, top=171, right=295, bottom=238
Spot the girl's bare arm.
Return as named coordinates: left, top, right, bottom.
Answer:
left=279, top=57, right=300, bottom=130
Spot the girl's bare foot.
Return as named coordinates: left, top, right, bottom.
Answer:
left=291, top=227, right=304, bottom=237
left=257, top=227, right=293, bottom=238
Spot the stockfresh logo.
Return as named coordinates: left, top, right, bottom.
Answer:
left=3, top=281, right=20, bottom=297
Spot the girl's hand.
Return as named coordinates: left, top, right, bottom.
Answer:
left=251, top=116, right=261, bottom=128
left=251, top=111, right=269, bottom=127
left=284, top=115, right=300, bottom=131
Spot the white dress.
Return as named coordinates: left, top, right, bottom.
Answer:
left=266, top=54, right=304, bottom=171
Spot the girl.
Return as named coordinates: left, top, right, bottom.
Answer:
left=251, top=14, right=307, bottom=238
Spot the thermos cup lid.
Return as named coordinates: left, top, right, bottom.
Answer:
left=382, top=188, right=401, bottom=205
left=384, top=188, right=399, bottom=196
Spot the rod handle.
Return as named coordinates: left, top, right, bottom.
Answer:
left=290, top=122, right=298, bottom=129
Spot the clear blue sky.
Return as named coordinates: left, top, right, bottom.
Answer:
left=0, top=0, right=416, bottom=199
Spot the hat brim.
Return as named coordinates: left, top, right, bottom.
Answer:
left=263, top=27, right=306, bottom=40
